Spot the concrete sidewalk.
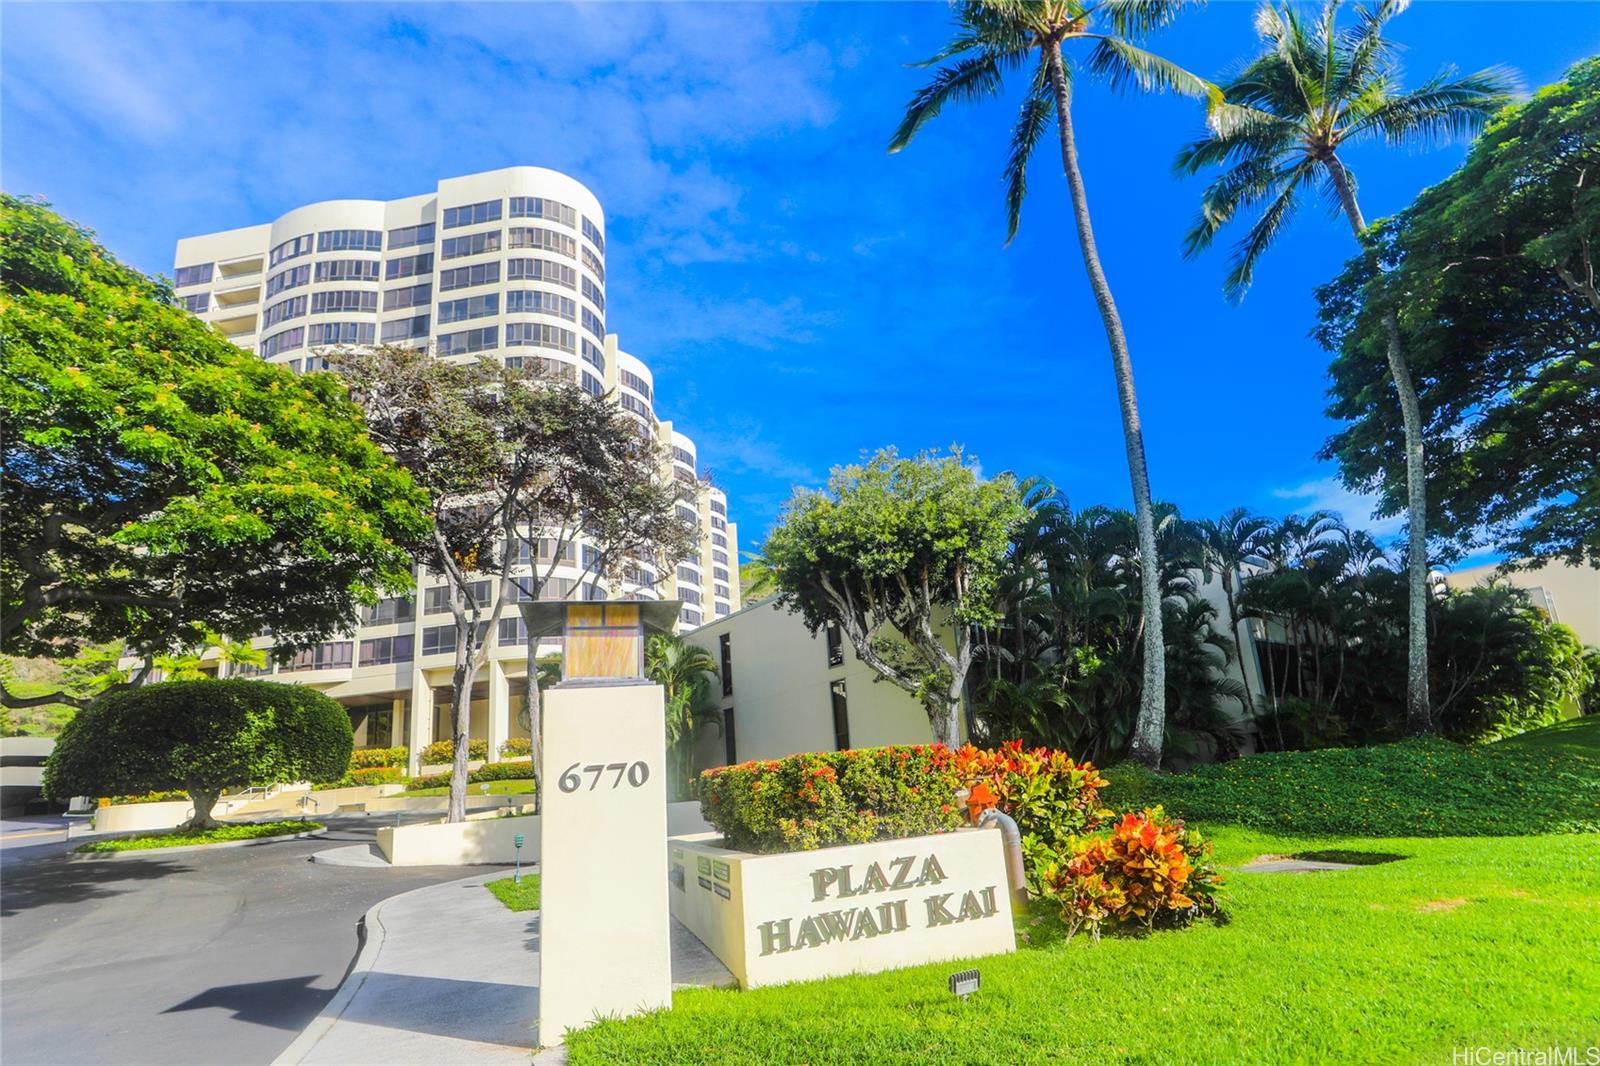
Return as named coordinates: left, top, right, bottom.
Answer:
left=276, top=869, right=733, bottom=1065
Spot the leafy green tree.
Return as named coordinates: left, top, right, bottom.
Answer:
left=0, top=197, right=428, bottom=708
left=1319, top=57, right=1600, bottom=567
left=334, top=345, right=694, bottom=820
left=44, top=679, right=352, bottom=829
left=1176, top=0, right=1515, bottom=735
left=765, top=448, right=1025, bottom=744
left=645, top=633, right=722, bottom=798
left=889, top=0, right=1216, bottom=770
left=738, top=554, right=780, bottom=603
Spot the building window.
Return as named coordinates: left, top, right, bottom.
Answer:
left=498, top=616, right=528, bottom=646
left=265, top=265, right=311, bottom=297
left=619, top=392, right=651, bottom=419
left=505, top=290, right=576, bottom=320
left=421, top=624, right=455, bottom=656
left=317, top=229, right=382, bottom=253
left=581, top=246, right=605, bottom=283
left=269, top=235, right=313, bottom=267
left=438, top=262, right=499, bottom=291
left=437, top=293, right=499, bottom=324
left=314, top=259, right=380, bottom=284
left=830, top=679, right=850, bottom=750
left=505, top=322, right=574, bottom=352
left=619, top=369, right=652, bottom=401
left=680, top=588, right=702, bottom=606
left=715, top=603, right=730, bottom=617
left=358, top=634, right=414, bottom=667
left=384, top=282, right=432, bottom=311
left=441, top=230, right=501, bottom=260
left=581, top=276, right=605, bottom=313
left=582, top=216, right=605, bottom=255
left=581, top=308, right=605, bottom=342
left=385, top=252, right=434, bottom=280
left=719, top=634, right=733, bottom=697
left=713, top=567, right=729, bottom=582
left=438, top=325, right=498, bottom=355
left=509, top=196, right=576, bottom=227
left=388, top=221, right=435, bottom=250
left=710, top=499, right=726, bottom=516
left=260, top=327, right=305, bottom=358
left=673, top=446, right=695, bottom=466
left=826, top=623, right=844, bottom=667
left=263, top=296, right=307, bottom=329
left=506, top=258, right=576, bottom=288
left=680, top=607, right=702, bottom=627
left=362, top=596, right=414, bottom=624
left=582, top=371, right=603, bottom=397
left=311, top=290, right=379, bottom=314
left=175, top=263, right=213, bottom=287
left=424, top=580, right=491, bottom=615
left=284, top=641, right=353, bottom=671
left=581, top=340, right=605, bottom=372
left=714, top=584, right=730, bottom=599
left=381, top=314, right=430, bottom=342
left=508, top=226, right=577, bottom=258
left=711, top=532, right=727, bottom=549
left=442, top=200, right=502, bottom=229
left=181, top=293, right=210, bottom=313
left=713, top=549, right=728, bottom=565
left=308, top=321, right=375, bottom=346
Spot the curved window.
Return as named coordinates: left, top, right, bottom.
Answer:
left=438, top=262, right=498, bottom=291
left=582, top=371, right=603, bottom=397
left=618, top=392, right=651, bottom=419
left=440, top=231, right=501, bottom=260
left=581, top=277, right=605, bottom=312
left=317, top=229, right=382, bottom=252
left=510, top=196, right=576, bottom=227
left=381, top=314, right=430, bottom=342
left=505, top=322, right=575, bottom=353
left=388, top=222, right=435, bottom=249
left=581, top=340, right=605, bottom=372
left=673, top=446, right=695, bottom=465
left=582, top=216, right=605, bottom=255
left=710, top=499, right=726, bottom=516
left=269, top=235, right=313, bottom=267
left=315, top=259, right=379, bottom=283
left=442, top=200, right=501, bottom=229
left=308, top=321, right=375, bottom=346
left=505, top=290, right=576, bottom=320
left=384, top=282, right=432, bottom=310
left=508, top=227, right=576, bottom=257
left=266, top=265, right=311, bottom=297
left=438, top=326, right=498, bottom=355
left=386, top=252, right=433, bottom=280
left=581, top=246, right=604, bottom=283
left=581, top=308, right=605, bottom=342
left=507, top=258, right=575, bottom=288
left=263, top=295, right=307, bottom=328
left=619, top=369, right=652, bottom=401
left=311, top=290, right=378, bottom=314
left=438, top=293, right=499, bottom=324
left=261, top=327, right=305, bottom=358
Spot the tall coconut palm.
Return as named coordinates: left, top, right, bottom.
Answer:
left=890, top=0, right=1216, bottom=770
left=1175, top=0, right=1515, bottom=734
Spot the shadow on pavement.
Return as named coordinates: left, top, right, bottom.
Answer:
left=163, top=975, right=332, bottom=1031
left=332, top=971, right=534, bottom=1043
left=0, top=856, right=192, bottom=917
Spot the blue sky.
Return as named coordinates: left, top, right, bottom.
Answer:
left=4, top=2, right=1596, bottom=555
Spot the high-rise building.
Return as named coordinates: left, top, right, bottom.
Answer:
left=171, top=166, right=739, bottom=761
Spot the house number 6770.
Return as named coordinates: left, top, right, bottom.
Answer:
left=558, top=761, right=650, bottom=792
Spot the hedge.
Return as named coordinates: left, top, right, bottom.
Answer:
left=407, top=761, right=537, bottom=791
left=421, top=738, right=488, bottom=764
left=313, top=766, right=405, bottom=790
left=350, top=746, right=408, bottom=769
left=499, top=737, right=532, bottom=758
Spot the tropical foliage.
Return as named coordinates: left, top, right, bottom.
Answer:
left=645, top=633, right=723, bottom=798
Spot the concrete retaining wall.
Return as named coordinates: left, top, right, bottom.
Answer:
left=377, top=800, right=712, bottom=866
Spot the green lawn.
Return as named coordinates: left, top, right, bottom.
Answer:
left=1493, top=715, right=1600, bottom=758
left=402, top=779, right=537, bottom=797
left=568, top=828, right=1600, bottom=1064
left=75, top=819, right=319, bottom=853
left=485, top=874, right=541, bottom=912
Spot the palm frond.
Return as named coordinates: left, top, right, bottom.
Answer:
left=1182, top=150, right=1290, bottom=258
left=1097, top=0, right=1194, bottom=39
left=1003, top=60, right=1058, bottom=244
left=1223, top=163, right=1315, bottom=301
left=1083, top=35, right=1220, bottom=102
left=1342, top=65, right=1520, bottom=147
left=889, top=52, right=1008, bottom=152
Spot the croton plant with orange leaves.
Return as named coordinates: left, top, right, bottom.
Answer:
left=1042, top=806, right=1224, bottom=939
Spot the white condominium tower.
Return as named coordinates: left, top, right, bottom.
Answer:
left=171, top=166, right=740, bottom=761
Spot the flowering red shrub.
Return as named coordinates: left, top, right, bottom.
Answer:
left=953, top=741, right=1112, bottom=891
left=1041, top=807, right=1224, bottom=939
left=697, top=745, right=964, bottom=853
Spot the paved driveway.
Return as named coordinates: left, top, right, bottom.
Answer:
left=1, top=816, right=506, bottom=1066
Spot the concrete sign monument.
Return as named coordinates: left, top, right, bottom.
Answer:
left=526, top=600, right=680, bottom=1043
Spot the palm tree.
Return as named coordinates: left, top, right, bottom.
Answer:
left=1175, top=0, right=1515, bottom=734
left=645, top=633, right=722, bottom=797
left=890, top=0, right=1216, bottom=770
left=1199, top=508, right=1275, bottom=723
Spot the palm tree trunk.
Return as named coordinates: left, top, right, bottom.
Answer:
left=1045, top=44, right=1166, bottom=770
left=1323, top=154, right=1432, bottom=735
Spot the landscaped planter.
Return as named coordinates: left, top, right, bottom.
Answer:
left=377, top=799, right=713, bottom=866
left=669, top=827, right=1015, bottom=990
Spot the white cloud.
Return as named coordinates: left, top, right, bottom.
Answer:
left=1272, top=478, right=1406, bottom=537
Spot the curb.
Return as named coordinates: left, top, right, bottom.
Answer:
left=271, top=871, right=495, bottom=1066
left=71, top=828, right=327, bottom=860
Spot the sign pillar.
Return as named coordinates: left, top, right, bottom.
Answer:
left=534, top=602, right=674, bottom=1045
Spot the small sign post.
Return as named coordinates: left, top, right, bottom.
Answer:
left=525, top=599, right=679, bottom=1046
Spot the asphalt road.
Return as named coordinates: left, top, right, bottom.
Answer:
left=1, top=816, right=506, bottom=1066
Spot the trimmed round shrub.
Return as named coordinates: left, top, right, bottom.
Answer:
left=421, top=738, right=487, bottom=764
left=46, top=679, right=352, bottom=828
left=350, top=746, right=408, bottom=769
left=499, top=737, right=533, bottom=758
left=698, top=745, right=965, bottom=853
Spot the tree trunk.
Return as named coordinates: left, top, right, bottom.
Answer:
left=181, top=786, right=223, bottom=831
left=1046, top=44, right=1166, bottom=770
left=1324, top=153, right=1432, bottom=734
left=447, top=655, right=474, bottom=823
left=524, top=636, right=543, bottom=813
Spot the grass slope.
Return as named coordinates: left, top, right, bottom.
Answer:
left=76, top=819, right=319, bottom=853
left=1104, top=737, right=1600, bottom=836
left=567, top=829, right=1600, bottom=1064
left=1493, top=715, right=1600, bottom=758
left=485, top=874, right=541, bottom=912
